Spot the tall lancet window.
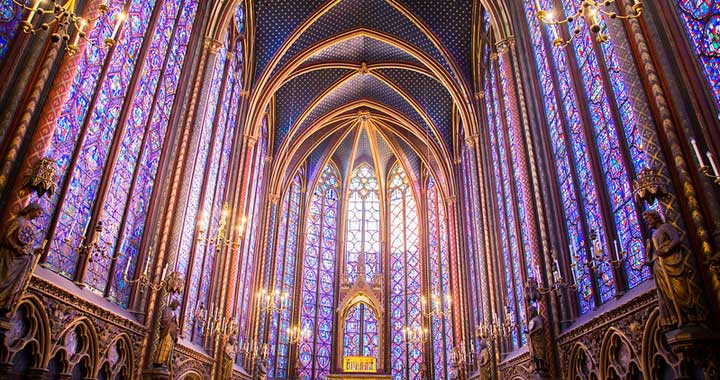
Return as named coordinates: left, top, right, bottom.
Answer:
left=521, top=0, right=650, bottom=315
left=345, top=163, right=381, bottom=283
left=426, top=175, right=453, bottom=380
left=675, top=3, right=720, bottom=110
left=388, top=163, right=423, bottom=380
left=33, top=0, right=199, bottom=307
left=268, top=171, right=304, bottom=379
left=297, top=163, right=340, bottom=380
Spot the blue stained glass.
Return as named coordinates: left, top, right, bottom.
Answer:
left=676, top=1, right=720, bottom=110
left=389, top=164, right=422, bottom=380
left=298, top=163, right=339, bottom=380
left=345, top=163, right=380, bottom=284
left=180, top=40, right=229, bottom=339
left=427, top=175, right=453, bottom=380
left=487, top=61, right=523, bottom=347
left=268, top=172, right=303, bottom=379
left=43, top=0, right=155, bottom=280
left=0, top=0, right=21, bottom=62
left=112, top=0, right=199, bottom=306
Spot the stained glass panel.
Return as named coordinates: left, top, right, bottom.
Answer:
left=298, top=163, right=339, bottom=380
left=389, top=163, right=422, bottom=380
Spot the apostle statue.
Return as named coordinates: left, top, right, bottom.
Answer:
left=477, top=339, right=492, bottom=380
left=152, top=298, right=180, bottom=368
left=0, top=203, right=43, bottom=313
left=643, top=210, right=707, bottom=329
left=221, top=336, right=237, bottom=380
left=256, top=355, right=268, bottom=380
left=526, top=306, right=547, bottom=374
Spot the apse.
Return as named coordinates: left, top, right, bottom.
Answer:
left=0, top=1, right=719, bottom=380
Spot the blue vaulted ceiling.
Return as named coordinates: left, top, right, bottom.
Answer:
left=253, top=0, right=480, bottom=182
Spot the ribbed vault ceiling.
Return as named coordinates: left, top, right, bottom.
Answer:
left=250, top=0, right=483, bottom=197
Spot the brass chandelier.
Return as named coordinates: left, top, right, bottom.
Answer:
left=12, top=0, right=126, bottom=55
left=535, top=0, right=643, bottom=47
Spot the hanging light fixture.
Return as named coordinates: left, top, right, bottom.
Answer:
left=13, top=0, right=127, bottom=55
left=534, top=0, right=643, bottom=48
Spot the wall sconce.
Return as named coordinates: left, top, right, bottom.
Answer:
left=690, top=139, right=720, bottom=185
left=534, top=0, right=643, bottom=48
left=403, top=325, right=429, bottom=344
left=257, top=288, right=289, bottom=315
left=13, top=0, right=127, bottom=55
left=421, top=290, right=451, bottom=318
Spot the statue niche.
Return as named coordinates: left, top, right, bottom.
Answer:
left=0, top=203, right=44, bottom=314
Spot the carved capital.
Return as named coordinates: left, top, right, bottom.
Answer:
left=204, top=38, right=223, bottom=54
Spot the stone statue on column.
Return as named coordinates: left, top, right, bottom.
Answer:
left=642, top=210, right=708, bottom=329
left=526, top=306, right=548, bottom=377
left=221, top=336, right=237, bottom=380
left=152, top=298, right=180, bottom=369
left=0, top=202, right=43, bottom=314
left=477, top=339, right=492, bottom=380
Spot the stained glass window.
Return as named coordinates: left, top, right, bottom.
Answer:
left=460, top=149, right=483, bottom=351
left=676, top=1, right=720, bottom=110
left=345, top=163, right=381, bottom=284
left=426, top=175, right=453, bottom=380
left=268, top=171, right=304, bottom=379
left=34, top=0, right=199, bottom=308
left=0, top=0, right=21, bottom=62
left=342, top=302, right=379, bottom=361
left=297, top=163, right=339, bottom=380
left=520, top=0, right=650, bottom=315
left=388, top=163, right=423, bottom=380
left=486, top=58, right=524, bottom=348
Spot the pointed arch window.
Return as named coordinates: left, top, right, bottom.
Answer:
left=268, top=171, right=304, bottom=379
left=297, top=163, right=340, bottom=380
left=426, top=175, right=454, bottom=380
left=32, top=0, right=199, bottom=307
left=388, top=163, right=423, bottom=380
left=345, top=163, right=381, bottom=284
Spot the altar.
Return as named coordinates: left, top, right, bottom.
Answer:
left=327, top=373, right=393, bottom=380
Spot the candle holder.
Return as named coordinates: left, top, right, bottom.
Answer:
left=64, top=220, right=111, bottom=261
left=257, top=288, right=290, bottom=315
left=403, top=325, right=429, bottom=344
left=421, top=291, right=451, bottom=318
left=240, top=338, right=267, bottom=361
left=286, top=325, right=310, bottom=345
left=586, top=230, right=627, bottom=270
left=197, top=203, right=245, bottom=250
left=123, top=260, right=181, bottom=292
left=527, top=251, right=578, bottom=299
left=534, top=0, right=643, bottom=48
left=12, top=0, right=126, bottom=54
left=690, top=139, right=720, bottom=186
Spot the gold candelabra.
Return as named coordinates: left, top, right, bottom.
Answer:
left=257, top=288, right=289, bottom=315
left=64, top=220, right=111, bottom=261
left=534, top=0, right=643, bottom=48
left=240, top=337, right=267, bottom=361
left=286, top=325, right=310, bottom=345
left=12, top=0, right=127, bottom=55
left=576, top=229, right=627, bottom=272
left=529, top=250, right=578, bottom=297
left=690, top=139, right=720, bottom=185
left=421, top=291, right=451, bottom=318
left=403, top=325, right=429, bottom=344
left=197, top=202, right=246, bottom=250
